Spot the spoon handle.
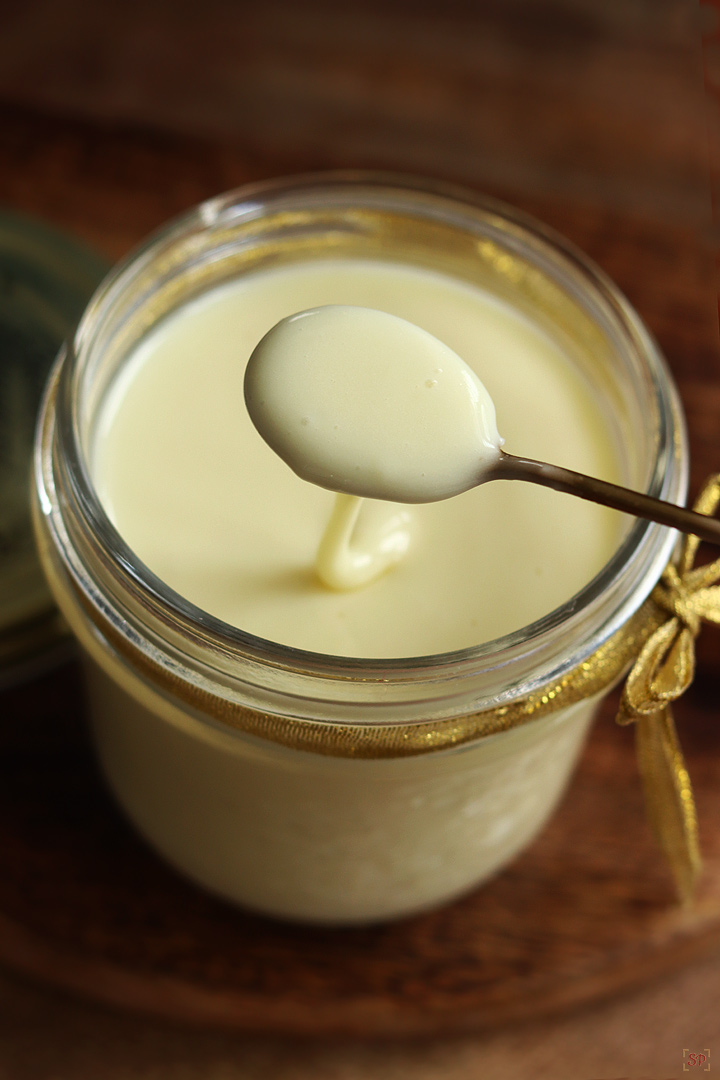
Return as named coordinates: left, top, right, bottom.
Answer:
left=493, top=453, right=720, bottom=547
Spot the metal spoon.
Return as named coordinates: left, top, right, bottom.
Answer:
left=490, top=453, right=720, bottom=545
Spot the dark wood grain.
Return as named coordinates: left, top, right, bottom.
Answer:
left=0, top=0, right=708, bottom=225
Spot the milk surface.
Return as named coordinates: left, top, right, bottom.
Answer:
left=92, top=258, right=622, bottom=658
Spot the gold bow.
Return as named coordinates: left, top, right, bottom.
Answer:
left=617, top=475, right=720, bottom=903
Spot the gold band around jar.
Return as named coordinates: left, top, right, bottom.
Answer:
left=67, top=567, right=659, bottom=759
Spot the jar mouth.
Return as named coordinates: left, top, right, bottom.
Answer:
left=38, top=171, right=687, bottom=712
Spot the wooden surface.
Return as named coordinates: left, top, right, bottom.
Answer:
left=0, top=0, right=718, bottom=1075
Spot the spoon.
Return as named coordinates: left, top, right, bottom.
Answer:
left=245, top=305, right=720, bottom=546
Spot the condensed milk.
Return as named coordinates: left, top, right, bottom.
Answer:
left=92, top=260, right=621, bottom=658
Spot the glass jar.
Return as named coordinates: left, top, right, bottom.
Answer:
left=33, top=174, right=687, bottom=924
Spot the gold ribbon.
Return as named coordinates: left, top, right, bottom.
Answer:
left=617, top=474, right=720, bottom=903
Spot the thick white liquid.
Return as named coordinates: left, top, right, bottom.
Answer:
left=245, top=304, right=503, bottom=590
left=92, top=258, right=622, bottom=658
left=244, top=305, right=502, bottom=503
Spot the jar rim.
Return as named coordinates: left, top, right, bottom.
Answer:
left=36, top=171, right=688, bottom=718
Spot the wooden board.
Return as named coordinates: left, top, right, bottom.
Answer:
left=0, top=73, right=718, bottom=1038
left=0, top=657, right=719, bottom=1037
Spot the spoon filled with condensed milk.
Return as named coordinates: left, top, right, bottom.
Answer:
left=245, top=305, right=720, bottom=587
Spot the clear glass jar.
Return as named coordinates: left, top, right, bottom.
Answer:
left=33, top=174, right=687, bottom=924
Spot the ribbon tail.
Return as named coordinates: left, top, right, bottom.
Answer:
left=635, top=706, right=702, bottom=904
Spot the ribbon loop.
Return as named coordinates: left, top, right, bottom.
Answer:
left=652, top=567, right=702, bottom=636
